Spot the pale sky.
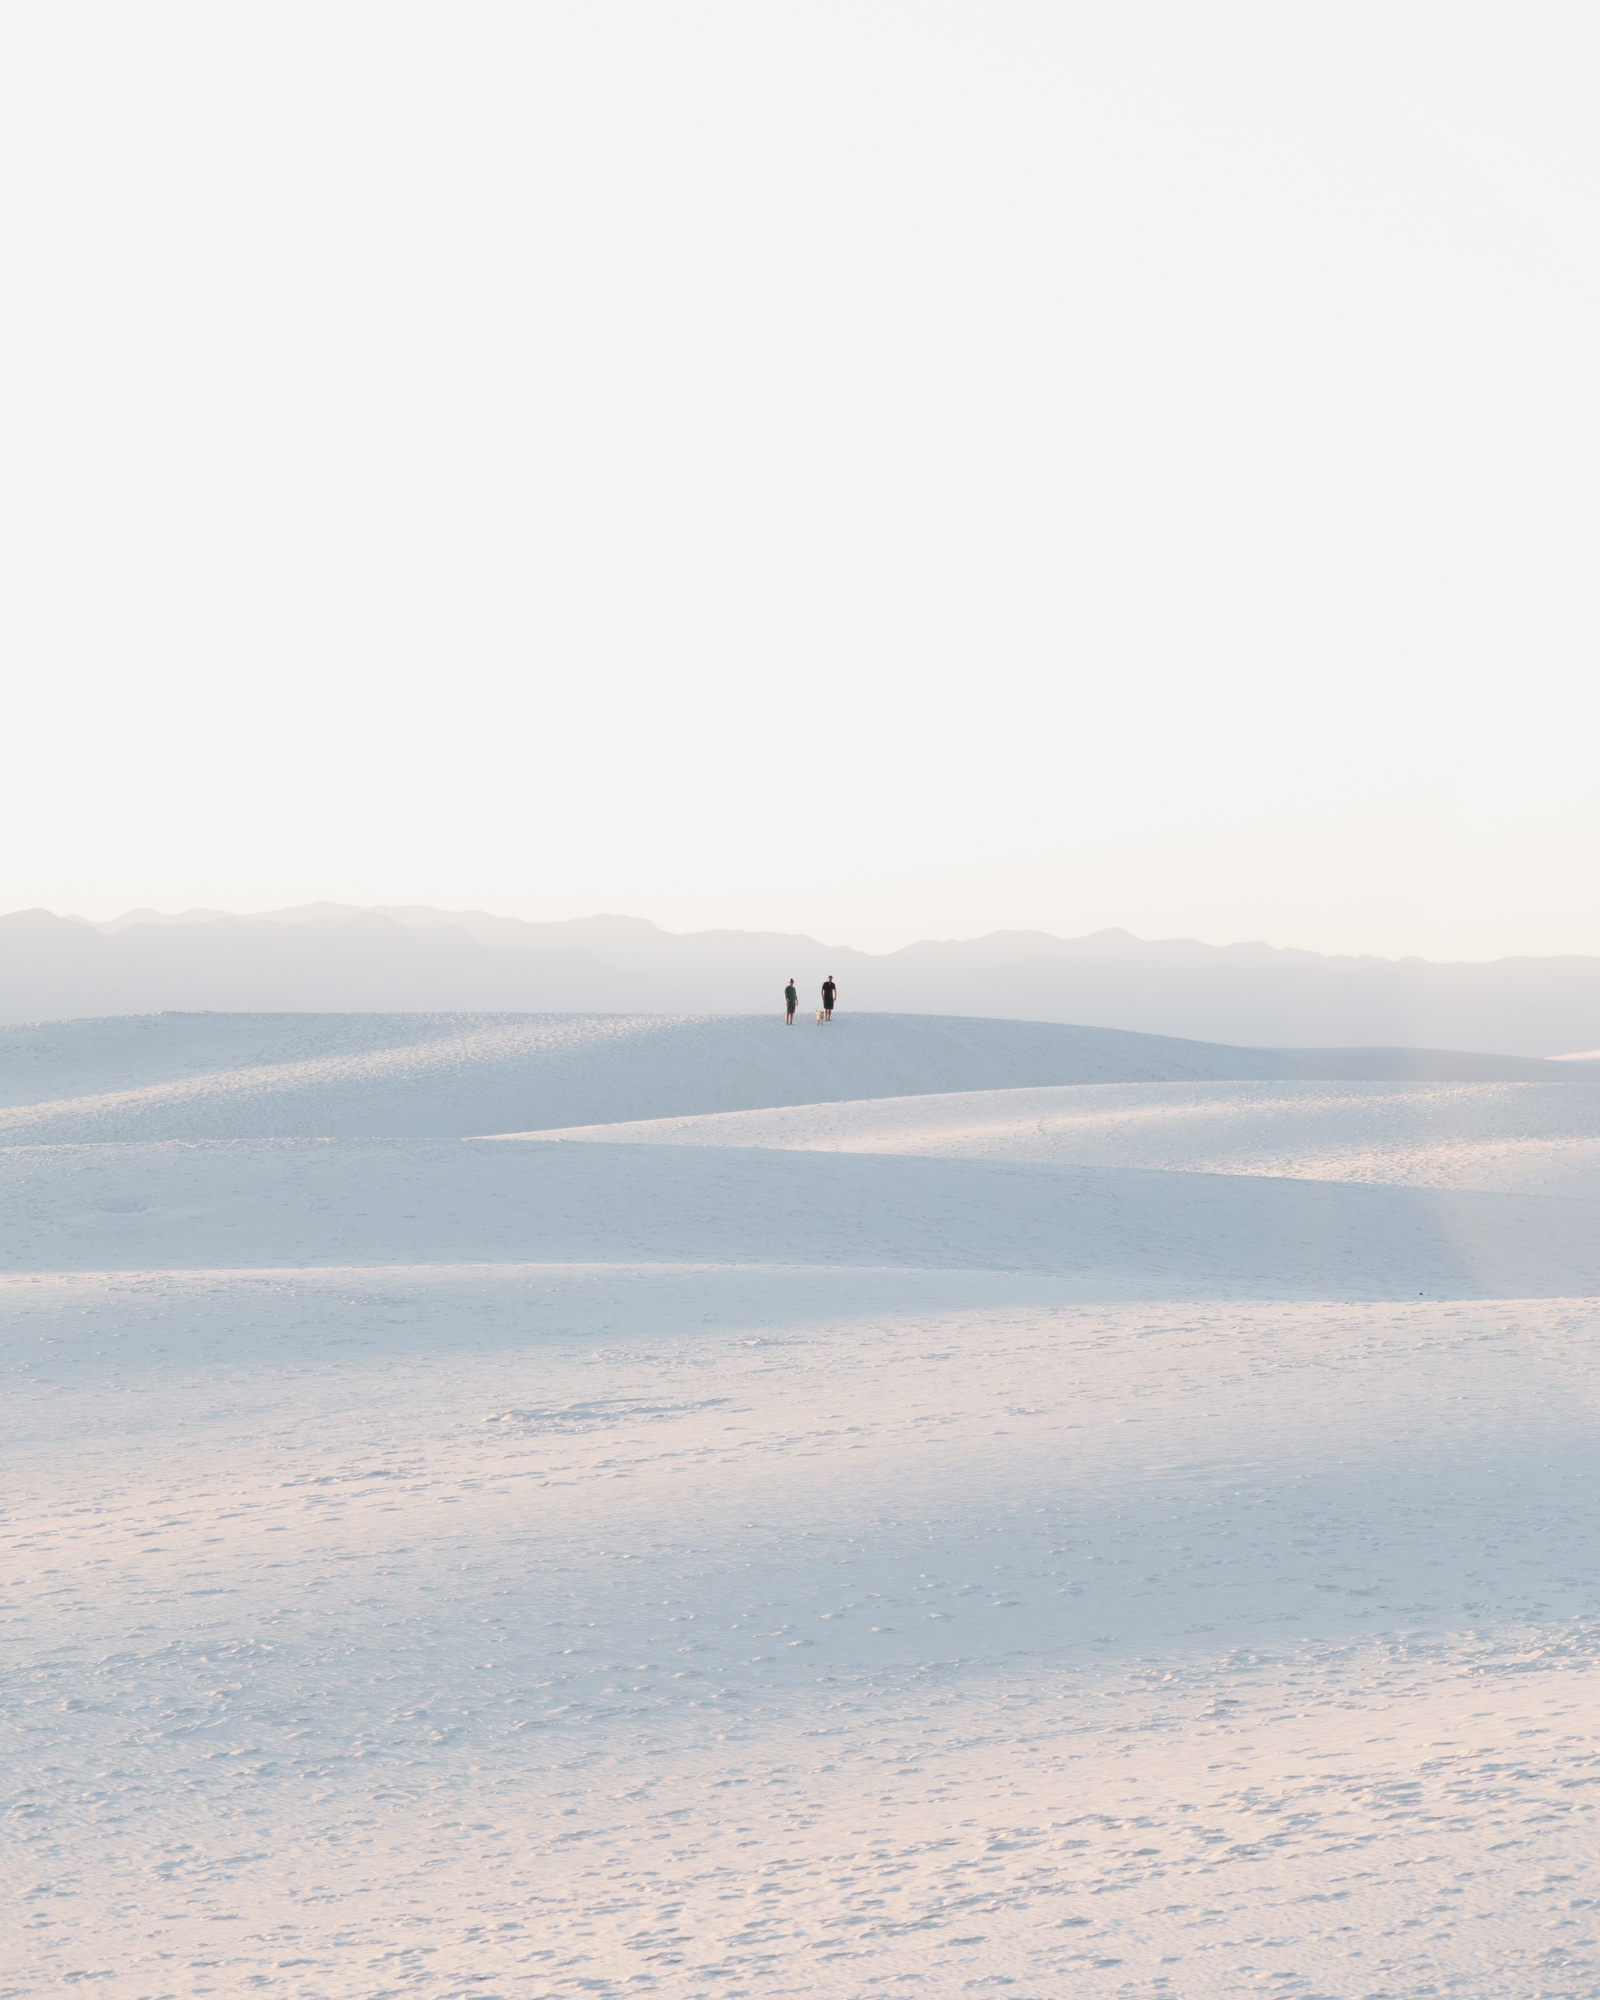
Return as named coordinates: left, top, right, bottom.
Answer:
left=4, top=3, right=1597, bottom=960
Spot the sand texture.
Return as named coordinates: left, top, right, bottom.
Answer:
left=4, top=1013, right=1599, bottom=1996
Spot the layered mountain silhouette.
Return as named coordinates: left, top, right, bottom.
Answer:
left=4, top=903, right=1600, bottom=1056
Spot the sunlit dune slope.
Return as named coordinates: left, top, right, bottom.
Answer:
left=518, top=1077, right=1600, bottom=1195
left=0, top=1009, right=1584, bottom=1143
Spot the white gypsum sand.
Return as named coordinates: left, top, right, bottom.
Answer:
left=3, top=1012, right=1599, bottom=1996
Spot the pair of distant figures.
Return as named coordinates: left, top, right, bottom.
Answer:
left=785, top=977, right=836, bottom=1025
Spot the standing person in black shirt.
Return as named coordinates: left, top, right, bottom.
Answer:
left=821, top=976, right=837, bottom=1021
left=784, top=978, right=798, bottom=1025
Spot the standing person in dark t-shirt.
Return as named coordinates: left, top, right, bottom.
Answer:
left=784, top=979, right=798, bottom=1024
left=821, top=977, right=837, bottom=1021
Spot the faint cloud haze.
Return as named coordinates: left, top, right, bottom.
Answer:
left=2, top=3, right=1597, bottom=958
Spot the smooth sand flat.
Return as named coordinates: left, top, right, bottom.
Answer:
left=6, top=1015, right=1600, bottom=1996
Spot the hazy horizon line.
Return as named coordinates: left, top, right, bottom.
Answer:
left=12, top=900, right=1600, bottom=971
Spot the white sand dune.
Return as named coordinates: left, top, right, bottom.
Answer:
left=5, top=1013, right=1600, bottom=1996
left=7, top=1130, right=1600, bottom=1297
left=522, top=1076, right=1600, bottom=1194
left=0, top=1009, right=1579, bottom=1143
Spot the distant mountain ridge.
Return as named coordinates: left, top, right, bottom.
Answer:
left=5, top=903, right=1600, bottom=1056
